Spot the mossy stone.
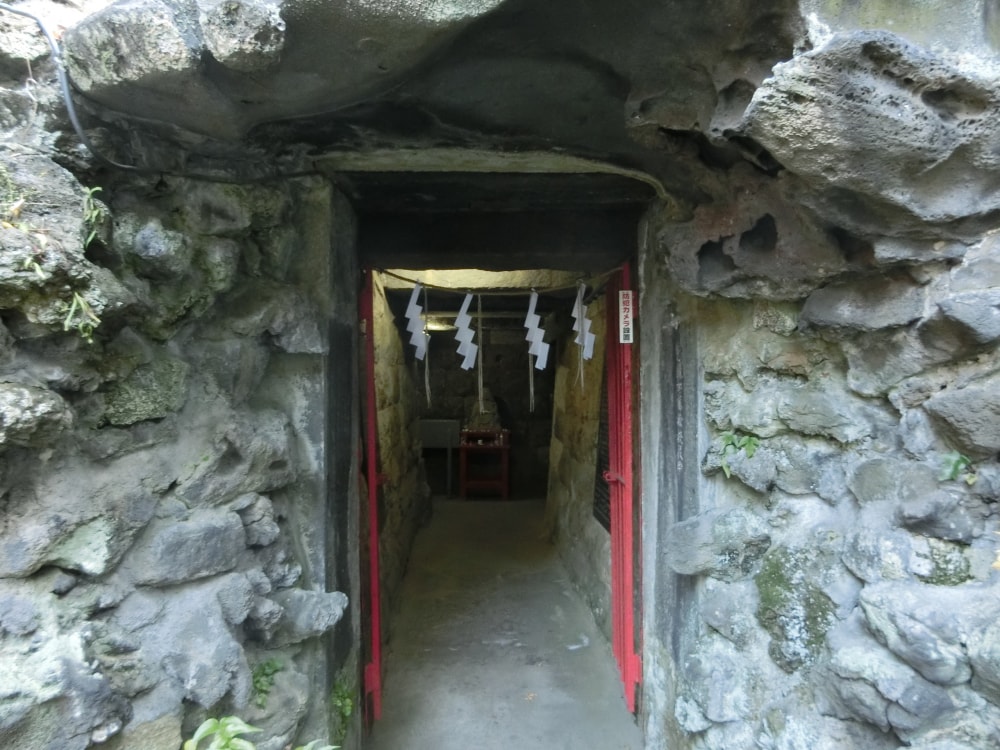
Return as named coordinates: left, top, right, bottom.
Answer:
left=103, top=356, right=189, bottom=426
left=755, top=546, right=836, bottom=673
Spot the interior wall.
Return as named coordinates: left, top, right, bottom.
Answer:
left=370, top=274, right=431, bottom=634
left=421, top=324, right=555, bottom=497
left=544, top=296, right=613, bottom=638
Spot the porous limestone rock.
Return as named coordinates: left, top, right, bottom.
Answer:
left=0, top=381, right=72, bottom=447
left=705, top=372, right=887, bottom=444
left=109, top=578, right=253, bottom=710
left=742, top=30, right=1000, bottom=233
left=678, top=635, right=758, bottom=725
left=700, top=579, right=759, bottom=647
left=218, top=279, right=325, bottom=354
left=0, top=448, right=167, bottom=577
left=824, top=641, right=955, bottom=733
left=102, top=353, right=190, bottom=426
left=800, top=275, right=926, bottom=332
left=234, top=492, right=281, bottom=547
left=659, top=165, right=847, bottom=299
left=174, top=406, right=296, bottom=505
left=848, top=458, right=938, bottom=506
left=841, top=525, right=915, bottom=583
left=664, top=508, right=771, bottom=581
left=125, top=509, right=247, bottom=585
left=859, top=581, right=1000, bottom=686
left=197, top=0, right=287, bottom=73
left=129, top=219, right=193, bottom=280
left=266, top=589, right=349, bottom=646
left=924, top=371, right=1000, bottom=454
left=936, top=291, right=1000, bottom=346
left=968, top=619, right=1000, bottom=704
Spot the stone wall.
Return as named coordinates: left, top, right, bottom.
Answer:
left=370, top=274, right=430, bottom=633
left=641, top=149, right=1000, bottom=750
left=0, top=120, right=358, bottom=749
left=545, top=296, right=612, bottom=638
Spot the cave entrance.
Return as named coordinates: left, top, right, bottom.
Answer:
left=343, top=167, right=652, bottom=737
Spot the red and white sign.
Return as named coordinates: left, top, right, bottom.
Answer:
left=618, top=290, right=634, bottom=344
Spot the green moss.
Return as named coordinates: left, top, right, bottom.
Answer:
left=755, top=547, right=836, bottom=673
left=328, top=671, right=355, bottom=745
left=103, top=356, right=190, bottom=426
left=916, top=538, right=971, bottom=586
left=251, top=658, right=283, bottom=708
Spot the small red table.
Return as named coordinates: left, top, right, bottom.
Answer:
left=458, top=429, right=510, bottom=499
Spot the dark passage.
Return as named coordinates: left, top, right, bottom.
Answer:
left=366, top=499, right=642, bottom=750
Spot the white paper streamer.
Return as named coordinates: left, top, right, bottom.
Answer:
left=454, top=293, right=478, bottom=370
left=571, top=282, right=596, bottom=361
left=523, top=290, right=550, bottom=370
left=404, top=283, right=428, bottom=360
left=571, top=282, right=597, bottom=389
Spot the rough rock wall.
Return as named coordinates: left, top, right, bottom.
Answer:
left=545, top=297, right=611, bottom=638
left=642, top=21, right=1000, bottom=750
left=0, top=24, right=358, bottom=740
left=370, top=274, right=430, bottom=633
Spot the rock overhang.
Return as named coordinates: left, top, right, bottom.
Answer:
left=57, top=0, right=807, bottom=212
left=51, top=0, right=1000, bottom=255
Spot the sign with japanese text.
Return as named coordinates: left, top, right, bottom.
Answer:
left=619, top=290, right=634, bottom=344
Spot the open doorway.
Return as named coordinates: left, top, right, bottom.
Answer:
left=345, top=170, right=650, bottom=743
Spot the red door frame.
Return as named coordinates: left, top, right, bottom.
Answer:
left=360, top=268, right=383, bottom=722
left=604, top=262, right=641, bottom=712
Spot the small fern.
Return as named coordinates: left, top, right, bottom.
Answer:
left=183, top=716, right=338, bottom=750
left=718, top=431, right=760, bottom=479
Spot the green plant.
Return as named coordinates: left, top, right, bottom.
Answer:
left=3, top=187, right=53, bottom=278
left=329, top=678, right=355, bottom=744
left=21, top=254, right=45, bottom=279
left=718, top=431, right=759, bottom=479
left=62, top=291, right=100, bottom=344
left=251, top=658, right=284, bottom=708
left=183, top=716, right=338, bottom=750
left=82, top=186, right=102, bottom=248
left=184, top=716, right=261, bottom=750
left=939, top=451, right=977, bottom=486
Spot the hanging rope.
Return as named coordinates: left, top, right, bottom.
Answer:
left=423, top=285, right=432, bottom=408
left=477, top=294, right=485, bottom=414
left=377, top=267, right=620, bottom=297
left=528, top=352, right=536, bottom=413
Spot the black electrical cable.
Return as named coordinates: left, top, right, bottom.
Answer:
left=376, top=267, right=620, bottom=297
left=0, top=1, right=139, bottom=171
left=0, top=2, right=321, bottom=183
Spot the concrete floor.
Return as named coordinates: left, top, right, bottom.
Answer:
left=366, top=499, right=643, bottom=750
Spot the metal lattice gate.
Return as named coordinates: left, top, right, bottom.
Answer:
left=602, top=263, right=641, bottom=712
